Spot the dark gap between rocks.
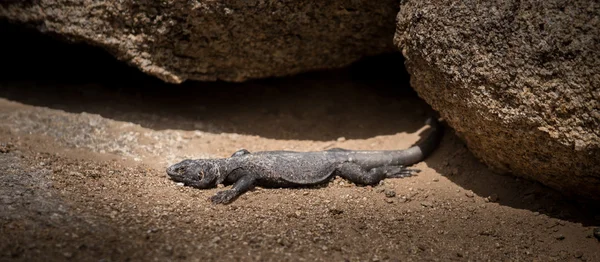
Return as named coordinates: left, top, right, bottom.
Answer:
left=0, top=20, right=433, bottom=141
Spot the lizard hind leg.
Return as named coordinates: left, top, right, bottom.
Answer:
left=382, top=166, right=421, bottom=178
left=336, top=163, right=419, bottom=185
left=336, top=162, right=387, bottom=185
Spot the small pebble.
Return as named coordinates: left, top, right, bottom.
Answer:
left=421, top=201, right=433, bottom=208
left=328, top=208, right=343, bottom=215
left=574, top=251, right=583, bottom=258
left=384, top=198, right=394, bottom=204
left=176, top=182, right=185, bottom=187
left=337, top=137, right=346, bottom=142
left=0, top=143, right=14, bottom=153
left=593, top=228, right=600, bottom=241
left=211, top=236, right=221, bottom=244
left=384, top=189, right=396, bottom=198
left=432, top=178, right=439, bottom=182
left=465, top=191, right=474, bottom=198
left=555, top=234, right=565, bottom=240
left=487, top=194, right=499, bottom=202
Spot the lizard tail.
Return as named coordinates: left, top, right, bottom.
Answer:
left=392, top=116, right=444, bottom=166
left=418, top=116, right=444, bottom=158
left=335, top=116, right=444, bottom=168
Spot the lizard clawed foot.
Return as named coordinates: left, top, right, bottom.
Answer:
left=386, top=167, right=421, bottom=178
left=210, top=189, right=239, bottom=204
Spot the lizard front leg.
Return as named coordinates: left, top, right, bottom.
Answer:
left=210, top=175, right=256, bottom=204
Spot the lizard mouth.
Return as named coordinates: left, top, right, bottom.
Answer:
left=166, top=166, right=186, bottom=179
left=166, top=165, right=203, bottom=184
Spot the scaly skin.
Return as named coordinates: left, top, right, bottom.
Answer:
left=167, top=117, right=443, bottom=204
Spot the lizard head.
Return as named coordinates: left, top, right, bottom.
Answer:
left=166, top=159, right=222, bottom=189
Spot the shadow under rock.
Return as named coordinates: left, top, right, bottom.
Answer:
left=424, top=131, right=600, bottom=227
left=0, top=20, right=431, bottom=141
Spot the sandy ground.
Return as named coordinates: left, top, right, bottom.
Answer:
left=0, top=22, right=599, bottom=261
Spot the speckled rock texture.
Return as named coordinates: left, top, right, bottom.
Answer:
left=0, top=0, right=398, bottom=83
left=394, top=0, right=600, bottom=199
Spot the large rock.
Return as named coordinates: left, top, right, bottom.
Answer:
left=394, top=0, right=600, bottom=199
left=0, top=0, right=398, bottom=83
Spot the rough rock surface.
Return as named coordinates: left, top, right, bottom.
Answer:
left=0, top=0, right=399, bottom=83
left=394, top=0, right=600, bottom=199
